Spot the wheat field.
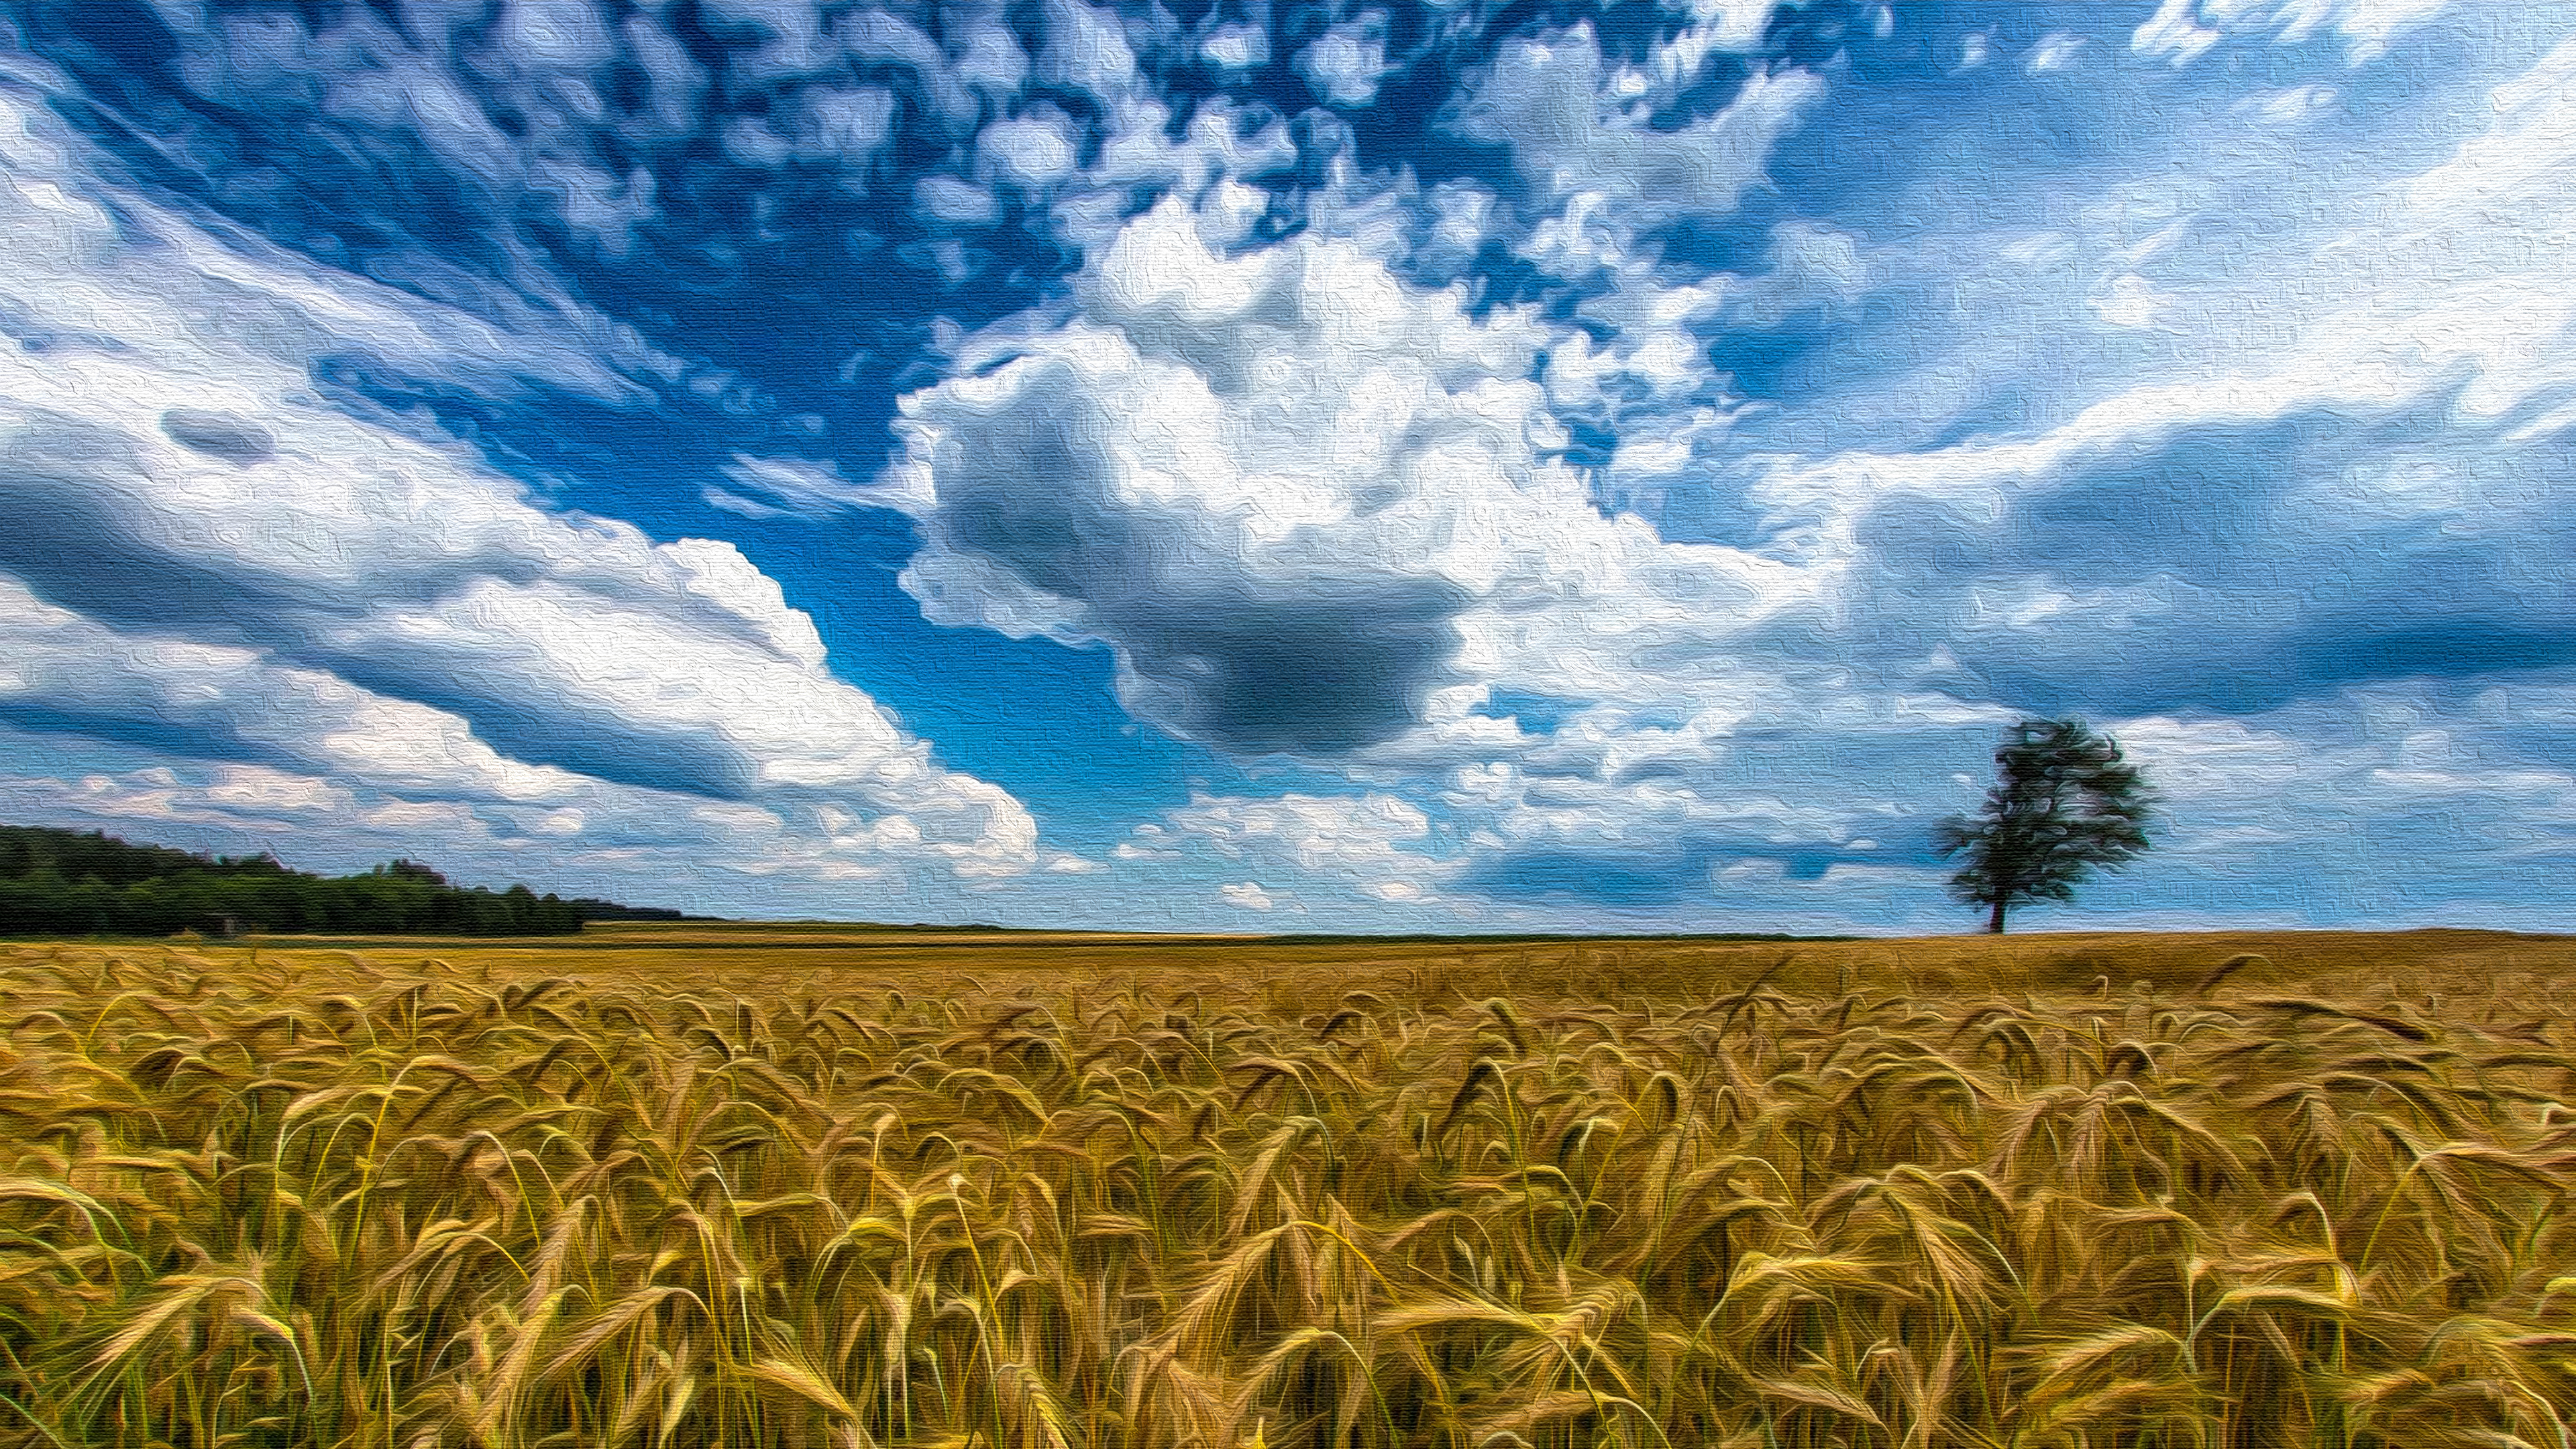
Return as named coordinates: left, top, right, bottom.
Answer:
left=0, top=927, right=2572, bottom=1447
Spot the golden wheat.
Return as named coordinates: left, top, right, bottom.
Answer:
left=0, top=932, right=2569, bottom=1447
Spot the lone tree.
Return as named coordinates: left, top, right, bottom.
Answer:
left=1936, top=717, right=2157, bottom=933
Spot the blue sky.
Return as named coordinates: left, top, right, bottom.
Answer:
left=2, top=0, right=2573, bottom=932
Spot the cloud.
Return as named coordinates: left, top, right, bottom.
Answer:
left=980, top=109, right=1081, bottom=189
left=1036, top=0, right=1144, bottom=105
left=1199, top=22, right=1269, bottom=78
left=1734, top=34, right=2576, bottom=717
left=159, top=409, right=278, bottom=464
left=0, top=74, right=684, bottom=412
left=1651, top=1, right=1784, bottom=87
left=0, top=575, right=584, bottom=806
left=2133, top=0, right=2456, bottom=66
left=2024, top=32, right=2086, bottom=74
left=0, top=732, right=1042, bottom=916
left=1298, top=15, right=1396, bottom=107
left=1044, top=93, right=1300, bottom=259
left=915, top=172, right=1000, bottom=226
left=123, top=0, right=700, bottom=265
left=1447, top=21, right=1823, bottom=272
left=709, top=455, right=875, bottom=519
left=1218, top=880, right=1277, bottom=911
left=1154, top=790, right=1450, bottom=900
left=876, top=194, right=1820, bottom=759
left=861, top=21, right=2576, bottom=924
left=0, top=85, right=1038, bottom=888
left=16, top=0, right=1091, bottom=321
left=875, top=197, right=1524, bottom=755
left=2245, top=83, right=2340, bottom=123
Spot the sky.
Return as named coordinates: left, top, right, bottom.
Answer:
left=2, top=0, right=2573, bottom=934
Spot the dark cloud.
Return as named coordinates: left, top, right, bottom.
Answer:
left=1113, top=582, right=1467, bottom=755
left=0, top=697, right=303, bottom=774
left=1462, top=849, right=1702, bottom=907
left=902, top=359, right=1472, bottom=754
left=1805, top=401, right=2576, bottom=718
left=323, top=657, right=762, bottom=799
left=159, top=409, right=275, bottom=463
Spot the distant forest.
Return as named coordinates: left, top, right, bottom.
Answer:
left=0, top=825, right=688, bottom=937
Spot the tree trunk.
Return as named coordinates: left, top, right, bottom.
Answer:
left=1987, top=898, right=2008, bottom=934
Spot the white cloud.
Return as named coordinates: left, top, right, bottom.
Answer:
left=1046, top=93, right=1299, bottom=258
left=1642, top=1, right=1782, bottom=96
left=2088, top=273, right=2172, bottom=329
left=1218, top=880, right=1277, bottom=912
left=1298, top=15, right=1396, bottom=107
left=701, top=486, right=793, bottom=519
left=981, top=110, right=1081, bottom=189
left=2247, top=83, right=2340, bottom=123
left=2134, top=0, right=2456, bottom=66
left=1036, top=0, right=1143, bottom=104
left=1199, top=23, right=1269, bottom=77
left=1153, top=790, right=1450, bottom=900
left=142, top=0, right=706, bottom=268
left=871, top=20, right=2576, bottom=926
left=796, top=85, right=900, bottom=164
left=875, top=194, right=1817, bottom=761
left=2024, top=32, right=2086, bottom=74
left=713, top=454, right=875, bottom=518
left=914, top=172, right=1000, bottom=226
left=1450, top=23, right=1823, bottom=272
left=1, top=73, right=684, bottom=410
left=1754, top=32, right=2576, bottom=529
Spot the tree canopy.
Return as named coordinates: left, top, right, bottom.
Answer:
left=0, top=825, right=682, bottom=938
left=1934, top=718, right=2158, bottom=934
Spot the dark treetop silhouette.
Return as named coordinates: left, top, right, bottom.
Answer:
left=1935, top=718, right=2159, bottom=934
left=0, top=825, right=686, bottom=937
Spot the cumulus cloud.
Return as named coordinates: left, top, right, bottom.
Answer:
left=875, top=195, right=1812, bottom=761
left=1297, top=15, right=1397, bottom=107
left=980, top=109, right=1081, bottom=189
left=1199, top=22, right=1269, bottom=78
left=1036, top=0, right=1144, bottom=104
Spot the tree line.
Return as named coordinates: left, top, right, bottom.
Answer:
left=0, top=826, right=683, bottom=938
